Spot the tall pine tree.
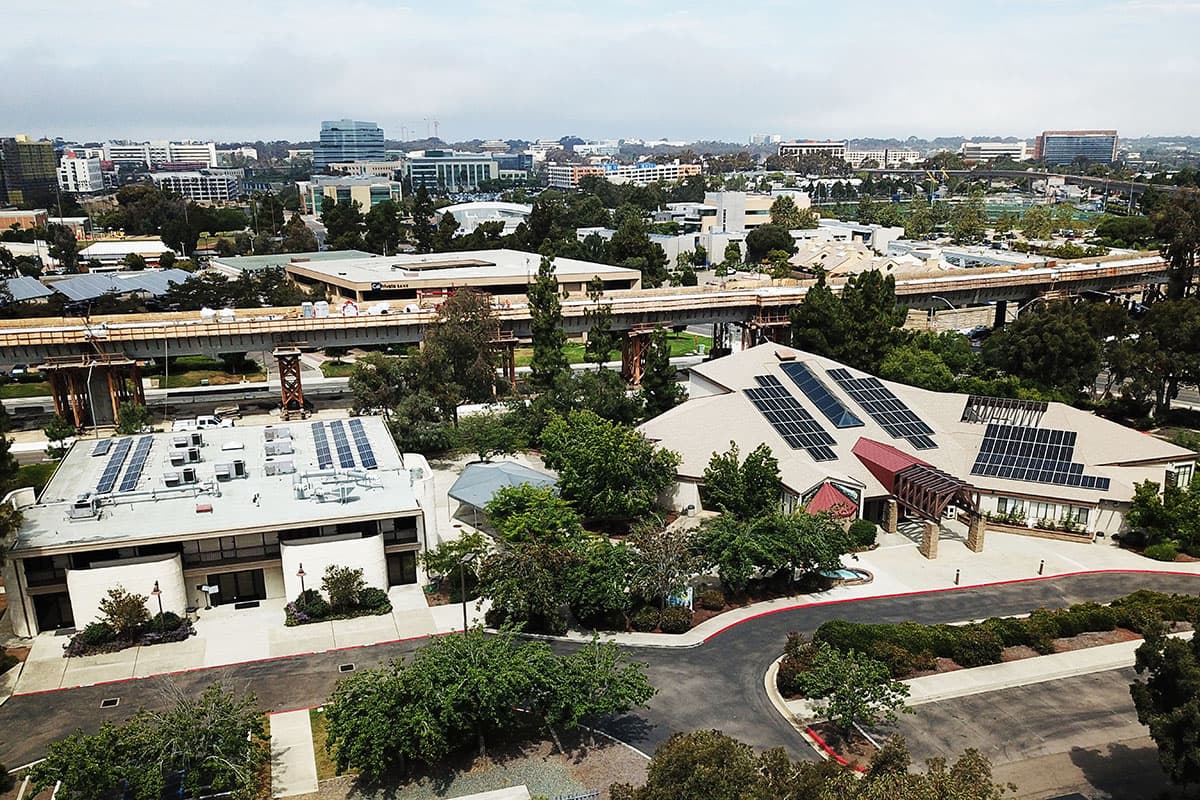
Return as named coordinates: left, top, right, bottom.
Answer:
left=527, top=256, right=569, bottom=393
left=639, top=327, right=684, bottom=419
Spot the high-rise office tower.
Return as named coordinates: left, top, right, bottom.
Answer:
left=312, top=120, right=386, bottom=172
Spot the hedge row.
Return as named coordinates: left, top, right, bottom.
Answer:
left=812, top=590, right=1200, bottom=677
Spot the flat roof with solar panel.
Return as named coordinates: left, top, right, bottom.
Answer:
left=329, top=420, right=356, bottom=468
left=96, top=438, right=132, bottom=494
left=971, top=423, right=1111, bottom=491
left=349, top=418, right=378, bottom=469
left=826, top=367, right=937, bottom=450
left=780, top=361, right=863, bottom=429
left=117, top=435, right=154, bottom=492
left=743, top=375, right=837, bottom=461
left=312, top=422, right=334, bottom=469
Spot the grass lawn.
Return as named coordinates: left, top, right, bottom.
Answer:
left=320, top=361, right=356, bottom=378
left=0, top=381, right=50, bottom=398
left=158, top=369, right=264, bottom=388
left=10, top=462, right=57, bottom=497
left=309, top=707, right=341, bottom=780
left=513, top=333, right=711, bottom=368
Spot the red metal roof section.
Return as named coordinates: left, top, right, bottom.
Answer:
left=851, top=437, right=931, bottom=494
left=806, top=481, right=858, bottom=518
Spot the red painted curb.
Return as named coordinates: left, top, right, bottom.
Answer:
left=700, top=568, right=1200, bottom=643
left=805, top=725, right=868, bottom=773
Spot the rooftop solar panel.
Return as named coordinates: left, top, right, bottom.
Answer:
left=780, top=362, right=863, bottom=429
left=311, top=422, right=333, bottom=469
left=970, top=423, right=1110, bottom=492
left=91, top=439, right=112, bottom=457
left=96, top=438, right=133, bottom=494
left=348, top=418, right=378, bottom=469
left=117, top=435, right=154, bottom=493
left=744, top=375, right=838, bottom=462
left=826, top=367, right=937, bottom=450
left=329, top=420, right=356, bottom=468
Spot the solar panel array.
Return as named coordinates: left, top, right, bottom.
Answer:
left=96, top=438, right=133, bottom=493
left=826, top=368, right=937, bottom=450
left=971, top=423, right=1111, bottom=491
left=91, top=439, right=112, bottom=457
left=117, top=436, right=155, bottom=492
left=743, top=375, right=837, bottom=461
left=780, top=362, right=863, bottom=429
left=348, top=418, right=378, bottom=469
left=329, top=420, right=356, bottom=468
left=311, top=422, right=334, bottom=469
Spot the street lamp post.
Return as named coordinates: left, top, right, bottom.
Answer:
left=297, top=564, right=307, bottom=594
left=460, top=552, right=478, bottom=636
left=151, top=580, right=164, bottom=629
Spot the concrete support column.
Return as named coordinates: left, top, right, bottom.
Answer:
left=919, top=520, right=939, bottom=560
left=966, top=515, right=986, bottom=553
left=884, top=499, right=898, bottom=535
left=993, top=300, right=1008, bottom=328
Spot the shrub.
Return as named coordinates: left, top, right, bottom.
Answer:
left=980, top=616, right=1033, bottom=648
left=849, top=519, right=878, bottom=549
left=631, top=606, right=661, bottom=632
left=869, top=641, right=934, bottom=677
left=697, top=589, right=726, bottom=611
left=296, top=588, right=330, bottom=618
left=77, top=621, right=116, bottom=647
left=951, top=627, right=1004, bottom=667
left=357, top=587, right=391, bottom=612
left=150, top=611, right=184, bottom=631
left=322, top=565, right=366, bottom=612
left=659, top=607, right=693, bottom=634
left=1144, top=542, right=1179, bottom=562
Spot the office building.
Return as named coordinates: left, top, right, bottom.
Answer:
left=208, top=249, right=374, bottom=279
left=404, top=150, right=500, bottom=192
left=573, top=140, right=621, bottom=157
left=313, top=120, right=386, bottom=172
left=844, top=149, right=921, bottom=168
left=546, top=161, right=701, bottom=189
left=640, top=344, right=1195, bottom=539
left=286, top=249, right=642, bottom=303
left=77, top=239, right=178, bottom=269
left=151, top=169, right=244, bottom=203
left=217, top=146, right=259, bottom=165
left=327, top=161, right=401, bottom=179
left=1, top=136, right=58, bottom=206
left=527, top=139, right=565, bottom=163
left=296, top=176, right=403, bottom=216
left=750, top=134, right=783, bottom=145
left=57, top=151, right=105, bottom=194
left=1034, top=131, right=1119, bottom=165
left=655, top=191, right=809, bottom=235
left=2, top=419, right=436, bottom=636
left=959, top=141, right=1029, bottom=162
left=101, top=141, right=218, bottom=169
left=777, top=140, right=847, bottom=160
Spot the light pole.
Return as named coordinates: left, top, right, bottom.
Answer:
left=151, top=580, right=164, bottom=629
left=459, top=552, right=477, bottom=636
left=297, top=564, right=307, bottom=594
left=927, top=295, right=955, bottom=323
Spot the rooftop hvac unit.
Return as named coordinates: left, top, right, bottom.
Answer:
left=172, top=435, right=189, bottom=449
left=68, top=493, right=100, bottom=520
left=190, top=432, right=203, bottom=448
left=182, top=467, right=198, bottom=484
left=264, top=458, right=295, bottom=476
left=214, top=463, right=232, bottom=481
left=169, top=451, right=186, bottom=467
left=263, top=425, right=292, bottom=442
left=163, top=471, right=182, bottom=487
left=265, top=439, right=293, bottom=456
left=187, top=447, right=201, bottom=463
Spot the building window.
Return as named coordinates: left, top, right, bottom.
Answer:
left=182, top=532, right=280, bottom=567
left=1176, top=464, right=1194, bottom=487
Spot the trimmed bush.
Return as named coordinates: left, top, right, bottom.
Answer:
left=659, top=607, right=694, bottom=634
left=951, top=627, right=1004, bottom=667
left=870, top=641, right=934, bottom=677
left=357, top=587, right=391, bottom=612
left=778, top=633, right=820, bottom=696
left=1144, top=542, right=1179, bottom=562
left=77, top=622, right=115, bottom=647
left=849, top=519, right=878, bottom=549
left=631, top=606, right=661, bottom=632
left=697, top=589, right=726, bottom=611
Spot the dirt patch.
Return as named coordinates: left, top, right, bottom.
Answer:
left=1053, top=627, right=1143, bottom=652
left=809, top=722, right=877, bottom=770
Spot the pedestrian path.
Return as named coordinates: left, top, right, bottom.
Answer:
left=269, top=709, right=318, bottom=798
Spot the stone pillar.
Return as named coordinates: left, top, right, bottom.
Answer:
left=966, top=515, right=986, bottom=553
left=919, top=520, right=939, bottom=560
left=884, top=499, right=898, bottom=534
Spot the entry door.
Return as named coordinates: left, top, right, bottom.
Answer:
left=33, top=593, right=74, bottom=632
left=206, top=569, right=266, bottom=604
left=387, top=552, right=417, bottom=586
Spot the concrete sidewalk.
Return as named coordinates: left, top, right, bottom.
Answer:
left=270, top=709, right=318, bottom=798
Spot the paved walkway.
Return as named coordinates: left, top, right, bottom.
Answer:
left=270, top=709, right=318, bottom=798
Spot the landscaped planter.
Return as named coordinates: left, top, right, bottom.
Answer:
left=985, top=519, right=1095, bottom=543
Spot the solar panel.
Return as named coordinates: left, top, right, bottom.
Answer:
left=91, top=440, right=112, bottom=457
left=311, top=422, right=333, bottom=469
left=780, top=362, right=863, bottom=429
left=743, top=375, right=838, bottom=462
left=826, top=368, right=937, bottom=450
left=348, top=418, right=378, bottom=469
left=329, top=420, right=356, bottom=468
left=96, top=438, right=133, bottom=493
left=117, top=435, right=154, bottom=493
left=970, top=423, right=1110, bottom=492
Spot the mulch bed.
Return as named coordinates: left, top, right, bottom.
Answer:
left=808, top=722, right=877, bottom=770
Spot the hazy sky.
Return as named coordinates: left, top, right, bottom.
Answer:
left=4, top=0, right=1198, bottom=144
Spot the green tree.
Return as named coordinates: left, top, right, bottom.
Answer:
left=1020, top=204, right=1054, bottom=240
left=280, top=212, right=318, bottom=252
left=30, top=722, right=151, bottom=800
left=409, top=186, right=437, bottom=253
left=98, top=585, right=150, bottom=639
left=545, top=637, right=655, bottom=743
left=541, top=410, right=681, bottom=523
left=422, top=289, right=502, bottom=417
left=432, top=211, right=461, bottom=251
left=1131, top=621, right=1200, bottom=788
left=758, top=511, right=857, bottom=578
left=477, top=544, right=578, bottom=632
left=43, top=414, right=76, bottom=459
left=719, top=240, right=742, bottom=274
left=45, top=223, right=79, bottom=272
left=691, top=515, right=766, bottom=594
left=363, top=199, right=404, bottom=255
left=878, top=343, right=956, bottom=392
left=527, top=255, right=569, bottom=393
left=453, top=411, right=522, bottom=461
left=769, top=194, right=816, bottom=229
left=115, top=401, right=152, bottom=434
left=608, top=213, right=669, bottom=288
left=744, top=224, right=796, bottom=263
left=563, top=538, right=634, bottom=625
left=122, top=252, right=147, bottom=271
left=701, top=442, right=781, bottom=520
left=420, top=530, right=489, bottom=584
left=639, top=328, right=684, bottom=419
left=583, top=275, right=617, bottom=368
left=630, top=523, right=697, bottom=608
left=484, top=483, right=584, bottom=544
left=1154, top=195, right=1200, bottom=299
left=321, top=564, right=366, bottom=612
left=320, top=197, right=366, bottom=250
left=981, top=302, right=1101, bottom=395
left=797, top=643, right=910, bottom=731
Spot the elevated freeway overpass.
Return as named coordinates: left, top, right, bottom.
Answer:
left=0, top=253, right=1168, bottom=363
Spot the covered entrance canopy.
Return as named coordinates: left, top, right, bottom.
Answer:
left=852, top=437, right=976, bottom=521
left=447, top=461, right=557, bottom=518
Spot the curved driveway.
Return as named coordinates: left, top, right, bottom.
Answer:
left=2, top=571, right=1196, bottom=767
